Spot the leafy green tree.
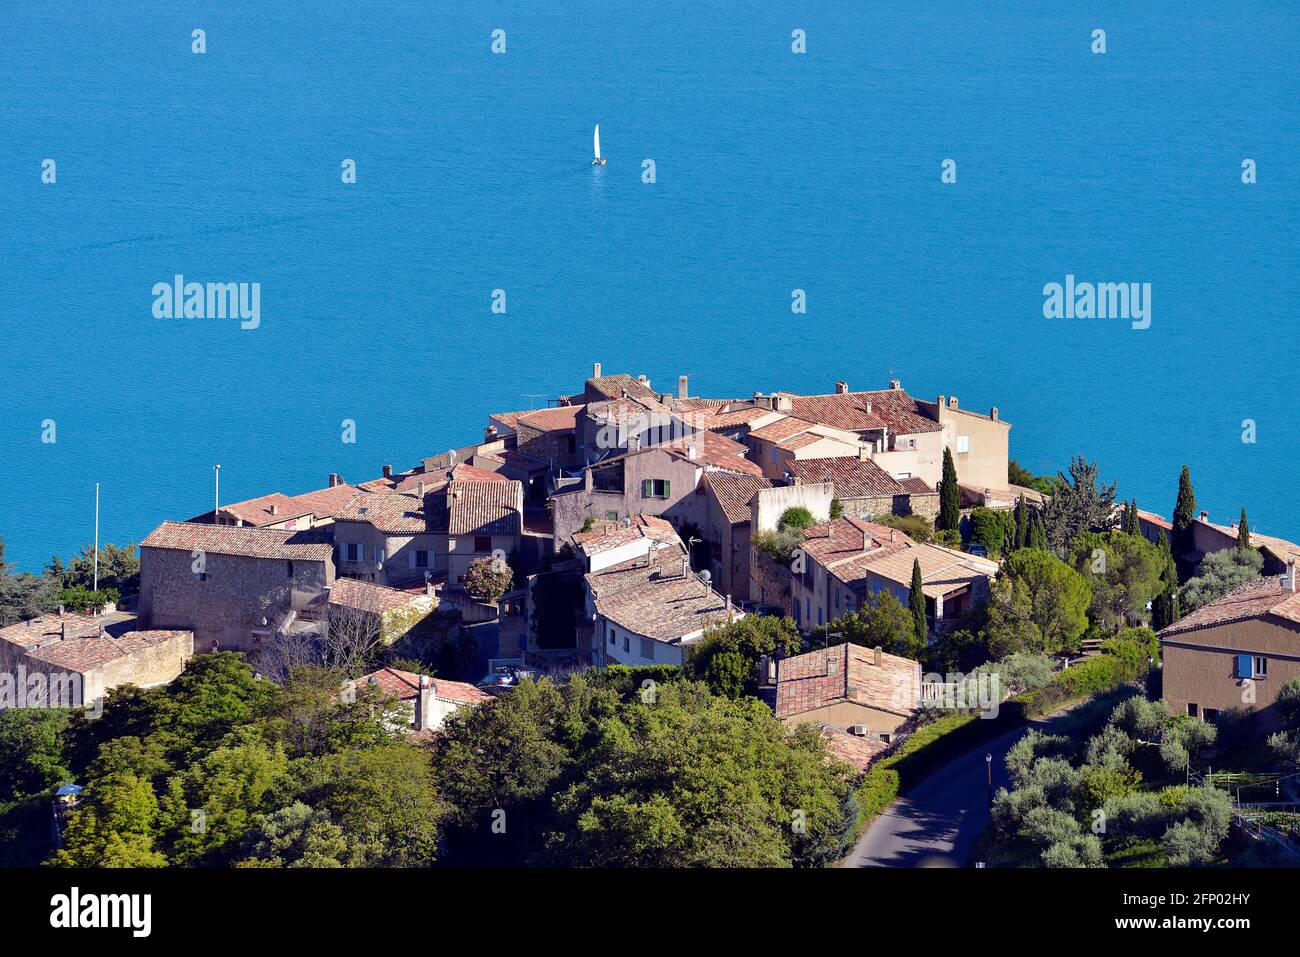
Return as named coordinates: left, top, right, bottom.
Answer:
left=779, top=506, right=816, bottom=530
left=813, top=592, right=922, bottom=660
left=687, top=615, right=803, bottom=692
left=969, top=507, right=1008, bottom=558
left=236, top=802, right=348, bottom=867
left=986, top=549, right=1092, bottom=657
left=937, top=447, right=961, bottom=531
left=1069, top=531, right=1166, bottom=633
left=829, top=498, right=844, bottom=519
left=1171, top=466, right=1197, bottom=580
left=0, top=709, right=71, bottom=801
left=543, top=684, right=856, bottom=867
left=1039, top=456, right=1117, bottom=552
left=1181, top=548, right=1264, bottom=613
left=52, top=543, right=141, bottom=597
left=703, top=650, right=749, bottom=700
left=909, top=559, right=928, bottom=646
left=52, top=771, right=167, bottom=867
left=870, top=513, right=932, bottom=544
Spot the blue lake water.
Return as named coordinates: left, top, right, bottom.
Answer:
left=1, top=1, right=1297, bottom=571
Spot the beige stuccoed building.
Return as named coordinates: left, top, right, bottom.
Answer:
left=1159, top=563, right=1300, bottom=731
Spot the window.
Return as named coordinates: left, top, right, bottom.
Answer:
left=344, top=543, right=359, bottom=562
left=474, top=536, right=492, bottom=553
left=1203, top=708, right=1219, bottom=723
left=770, top=447, right=778, bottom=463
left=606, top=511, right=619, bottom=521
left=609, top=629, right=616, bottom=646
left=834, top=586, right=840, bottom=610
left=1187, top=703, right=1199, bottom=718
left=817, top=607, right=823, bottom=626
left=641, top=479, right=671, bottom=499
left=955, top=435, right=970, bottom=454
left=640, top=638, right=654, bottom=660
left=374, top=545, right=385, bottom=565
left=414, top=550, right=429, bottom=569
left=623, top=635, right=630, bottom=652
left=1254, top=656, right=1269, bottom=679
left=286, top=561, right=293, bottom=580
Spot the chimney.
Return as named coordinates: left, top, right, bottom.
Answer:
left=687, top=444, right=697, bottom=461
left=864, top=399, right=873, bottom=415
left=1287, top=559, right=1297, bottom=593
left=890, top=530, right=897, bottom=543
left=991, top=407, right=999, bottom=422
left=593, top=361, right=602, bottom=378
left=826, top=654, right=840, bottom=675
left=863, top=531, right=872, bottom=553
left=58, top=604, right=64, bottom=617
left=873, top=646, right=883, bottom=666
left=417, top=481, right=427, bottom=497
left=775, top=395, right=792, bottom=412
left=889, top=379, right=902, bottom=391
left=835, top=381, right=848, bottom=394
left=948, top=396, right=958, bottom=410
left=269, top=503, right=279, bottom=516
left=678, top=375, right=689, bottom=399
left=414, top=675, right=437, bottom=732
left=583, top=468, right=593, bottom=491
left=1199, top=510, right=1209, bottom=522
left=681, top=557, right=690, bottom=579
left=382, top=464, right=393, bottom=478
left=485, top=425, right=498, bottom=440
left=858, top=445, right=870, bottom=461
left=328, top=472, right=342, bottom=488
left=938, top=394, right=946, bottom=409
left=425, top=577, right=435, bottom=597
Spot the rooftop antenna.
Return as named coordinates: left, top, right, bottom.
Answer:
left=521, top=392, right=547, bottom=410
left=214, top=464, right=222, bottom=522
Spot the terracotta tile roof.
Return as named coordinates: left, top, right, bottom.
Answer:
left=443, top=480, right=522, bottom=536
left=334, top=492, right=432, bottom=535
left=796, top=517, right=997, bottom=598
left=778, top=389, right=938, bottom=435
left=574, top=514, right=682, bottom=556
left=1136, top=510, right=1173, bottom=531
left=699, top=472, right=774, bottom=525
left=775, top=643, right=920, bottom=720
left=214, top=483, right=362, bottom=527
left=22, top=629, right=191, bottom=673
left=748, top=416, right=817, bottom=443
left=703, top=406, right=785, bottom=431
left=898, top=477, right=935, bottom=495
left=491, top=405, right=583, bottom=433
left=0, top=612, right=103, bottom=651
left=327, top=578, right=434, bottom=614
left=788, top=458, right=907, bottom=498
left=656, top=431, right=765, bottom=476
left=818, top=724, right=890, bottom=773
left=142, top=521, right=334, bottom=561
left=357, top=667, right=491, bottom=706
left=585, top=373, right=659, bottom=402
left=1159, top=576, right=1300, bottom=638
left=587, top=553, right=741, bottom=643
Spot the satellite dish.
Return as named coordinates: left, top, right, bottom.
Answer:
left=699, top=569, right=712, bottom=585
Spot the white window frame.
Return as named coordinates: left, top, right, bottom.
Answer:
left=955, top=435, right=970, bottom=454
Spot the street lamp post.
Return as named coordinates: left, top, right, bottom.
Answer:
left=985, top=752, right=994, bottom=808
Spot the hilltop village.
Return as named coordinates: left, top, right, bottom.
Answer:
left=4, top=363, right=1299, bottom=868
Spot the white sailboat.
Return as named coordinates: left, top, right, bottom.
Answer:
left=592, top=123, right=606, bottom=166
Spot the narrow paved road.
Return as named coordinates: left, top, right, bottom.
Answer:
left=847, top=709, right=1072, bottom=868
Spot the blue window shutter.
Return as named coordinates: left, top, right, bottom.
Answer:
left=1235, top=655, right=1253, bottom=679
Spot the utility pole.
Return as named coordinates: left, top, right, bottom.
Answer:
left=214, top=464, right=221, bottom=521
left=93, top=482, right=100, bottom=595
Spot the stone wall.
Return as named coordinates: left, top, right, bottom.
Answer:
left=749, top=548, right=793, bottom=614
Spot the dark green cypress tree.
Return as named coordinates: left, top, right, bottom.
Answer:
left=1014, top=494, right=1028, bottom=550
left=1028, top=509, right=1048, bottom=550
left=910, top=558, right=928, bottom=647
left=1122, top=499, right=1139, bottom=536
left=1001, top=510, right=1016, bottom=556
left=1171, top=466, right=1196, bottom=579
left=1237, top=508, right=1251, bottom=550
left=938, top=446, right=961, bottom=531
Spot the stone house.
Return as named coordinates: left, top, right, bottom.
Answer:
left=199, top=478, right=360, bottom=531
left=349, top=666, right=491, bottom=736
left=0, top=612, right=193, bottom=704
left=325, top=577, right=438, bottom=646
left=774, top=642, right=920, bottom=741
left=549, top=438, right=762, bottom=546
left=139, top=522, right=335, bottom=653
left=691, top=472, right=774, bottom=601
left=787, top=516, right=998, bottom=633
left=1159, top=564, right=1300, bottom=731
left=787, top=456, right=938, bottom=521
left=585, top=543, right=744, bottom=668
left=332, top=466, right=524, bottom=590
left=744, top=416, right=863, bottom=479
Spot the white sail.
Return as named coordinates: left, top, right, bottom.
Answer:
left=593, top=124, right=601, bottom=159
